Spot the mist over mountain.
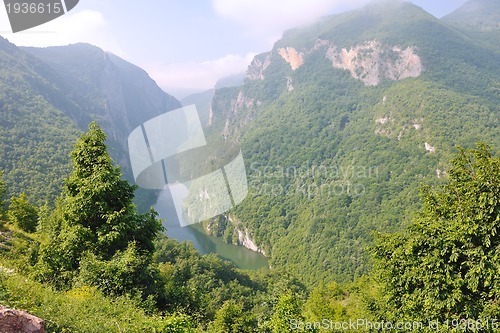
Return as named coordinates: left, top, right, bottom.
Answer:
left=444, top=0, right=500, bottom=31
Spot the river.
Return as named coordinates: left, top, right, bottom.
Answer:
left=154, top=188, right=269, bottom=271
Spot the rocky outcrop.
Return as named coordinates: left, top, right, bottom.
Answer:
left=425, top=142, right=436, bottom=152
left=278, top=47, right=304, bottom=70
left=246, top=53, right=271, bottom=80
left=0, top=306, right=46, bottom=333
left=235, top=227, right=266, bottom=256
left=227, top=216, right=266, bottom=256
left=326, top=41, right=422, bottom=86
left=246, top=39, right=422, bottom=87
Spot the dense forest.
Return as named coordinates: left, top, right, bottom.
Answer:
left=0, top=123, right=498, bottom=332
left=0, top=0, right=499, bottom=331
left=196, top=0, right=500, bottom=286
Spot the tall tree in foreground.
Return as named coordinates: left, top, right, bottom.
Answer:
left=35, top=122, right=162, bottom=295
left=372, top=142, right=500, bottom=326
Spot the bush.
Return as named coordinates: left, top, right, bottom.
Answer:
left=7, top=193, right=38, bottom=232
left=0, top=267, right=196, bottom=333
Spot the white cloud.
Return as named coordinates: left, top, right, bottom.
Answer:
left=212, top=0, right=371, bottom=37
left=146, top=53, right=256, bottom=97
left=0, top=9, right=125, bottom=56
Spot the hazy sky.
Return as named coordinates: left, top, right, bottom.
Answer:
left=0, top=0, right=468, bottom=98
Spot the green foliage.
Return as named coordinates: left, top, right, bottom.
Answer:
left=63, top=122, right=161, bottom=257
left=301, top=277, right=382, bottom=332
left=154, top=234, right=261, bottom=323
left=0, top=79, right=79, bottom=206
left=76, top=242, right=161, bottom=299
left=203, top=0, right=500, bottom=287
left=304, top=283, right=347, bottom=323
left=209, top=300, right=256, bottom=333
left=34, top=122, right=162, bottom=295
left=0, top=171, right=6, bottom=219
left=267, top=291, right=314, bottom=333
left=0, top=269, right=195, bottom=333
left=372, top=143, right=500, bottom=324
left=7, top=193, right=38, bottom=233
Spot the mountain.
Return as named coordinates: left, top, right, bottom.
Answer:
left=0, top=38, right=180, bottom=206
left=200, top=1, right=500, bottom=285
left=443, top=0, right=500, bottom=52
left=22, top=43, right=181, bottom=170
left=181, top=74, right=245, bottom=127
left=1, top=0, right=498, bottom=288
left=443, top=0, right=500, bottom=32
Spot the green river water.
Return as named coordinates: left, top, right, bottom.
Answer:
left=154, top=189, right=269, bottom=270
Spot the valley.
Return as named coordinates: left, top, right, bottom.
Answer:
left=0, top=0, right=498, bottom=331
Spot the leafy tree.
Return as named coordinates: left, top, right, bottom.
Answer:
left=63, top=121, right=161, bottom=258
left=35, top=122, right=162, bottom=292
left=267, top=291, right=315, bottom=333
left=372, top=142, right=500, bottom=324
left=76, top=242, right=161, bottom=298
left=304, top=282, right=347, bottom=323
left=209, top=300, right=256, bottom=333
left=7, top=193, right=38, bottom=232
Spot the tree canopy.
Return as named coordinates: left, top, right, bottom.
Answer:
left=372, top=142, right=500, bottom=324
left=7, top=193, right=38, bottom=232
left=34, top=122, right=162, bottom=292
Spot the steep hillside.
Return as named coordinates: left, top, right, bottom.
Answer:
left=22, top=44, right=181, bottom=172
left=0, top=36, right=80, bottom=204
left=0, top=38, right=180, bottom=206
left=202, top=1, right=500, bottom=285
left=443, top=0, right=500, bottom=31
left=443, top=0, right=500, bottom=52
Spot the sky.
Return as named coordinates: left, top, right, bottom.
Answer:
left=0, top=0, right=468, bottom=99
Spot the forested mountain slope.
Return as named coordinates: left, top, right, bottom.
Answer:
left=0, top=0, right=498, bottom=289
left=0, top=38, right=180, bottom=205
left=202, top=1, right=500, bottom=285
left=443, top=0, right=500, bottom=52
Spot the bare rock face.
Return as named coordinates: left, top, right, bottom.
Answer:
left=0, top=306, right=47, bottom=333
left=247, top=39, right=423, bottom=87
left=326, top=40, right=423, bottom=86
left=277, top=47, right=304, bottom=70
left=246, top=53, right=272, bottom=80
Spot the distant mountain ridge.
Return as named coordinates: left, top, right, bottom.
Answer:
left=443, top=0, right=500, bottom=32
left=22, top=43, right=181, bottom=163
left=0, top=38, right=180, bottom=206
left=443, top=0, right=500, bottom=52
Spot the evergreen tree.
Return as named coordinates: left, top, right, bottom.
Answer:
left=372, top=142, right=500, bottom=325
left=62, top=121, right=161, bottom=258
left=35, top=122, right=162, bottom=292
